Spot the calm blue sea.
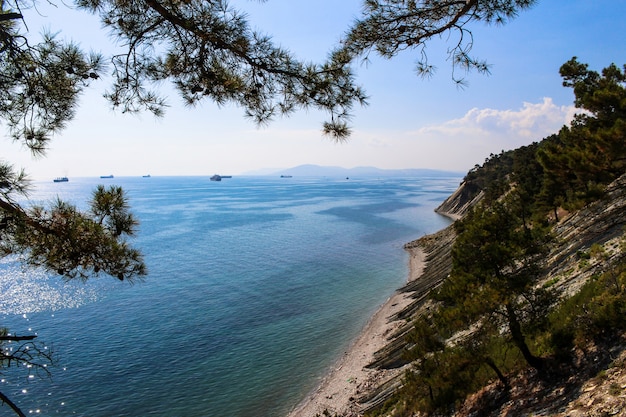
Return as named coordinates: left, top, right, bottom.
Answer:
left=0, top=175, right=458, bottom=416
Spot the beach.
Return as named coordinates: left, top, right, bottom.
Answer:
left=287, top=246, right=426, bottom=417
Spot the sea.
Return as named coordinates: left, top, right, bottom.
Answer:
left=0, top=175, right=459, bottom=416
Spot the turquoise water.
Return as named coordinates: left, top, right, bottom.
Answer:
left=0, top=175, right=458, bottom=416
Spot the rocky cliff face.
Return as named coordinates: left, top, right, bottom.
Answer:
left=544, top=174, right=626, bottom=296
left=361, top=173, right=626, bottom=416
left=365, top=225, right=456, bottom=371
left=434, top=181, right=484, bottom=220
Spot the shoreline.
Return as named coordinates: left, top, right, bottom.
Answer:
left=287, top=246, right=426, bottom=417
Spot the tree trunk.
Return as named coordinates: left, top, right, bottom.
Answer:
left=553, top=206, right=559, bottom=222
left=505, top=303, right=544, bottom=371
left=484, top=356, right=510, bottom=390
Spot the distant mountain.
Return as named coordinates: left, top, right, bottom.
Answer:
left=259, top=164, right=462, bottom=178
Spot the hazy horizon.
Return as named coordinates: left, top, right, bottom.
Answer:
left=35, top=164, right=465, bottom=181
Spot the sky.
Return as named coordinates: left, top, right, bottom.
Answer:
left=3, top=0, right=626, bottom=179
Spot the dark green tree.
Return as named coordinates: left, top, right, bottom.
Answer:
left=436, top=200, right=552, bottom=371
left=401, top=313, right=510, bottom=413
left=560, top=57, right=626, bottom=128
left=538, top=58, right=626, bottom=208
left=510, top=143, right=544, bottom=227
left=0, top=179, right=146, bottom=281
left=397, top=199, right=553, bottom=414
left=535, top=134, right=569, bottom=221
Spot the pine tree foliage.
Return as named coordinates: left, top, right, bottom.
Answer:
left=0, top=20, right=103, bottom=153
left=73, top=0, right=370, bottom=140
left=0, top=167, right=145, bottom=281
left=341, top=0, right=536, bottom=85
left=538, top=58, right=626, bottom=207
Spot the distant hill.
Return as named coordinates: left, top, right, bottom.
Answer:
left=246, top=164, right=462, bottom=178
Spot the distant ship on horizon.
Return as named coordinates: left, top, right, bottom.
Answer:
left=210, top=174, right=232, bottom=181
left=53, top=177, right=69, bottom=183
left=100, top=175, right=114, bottom=179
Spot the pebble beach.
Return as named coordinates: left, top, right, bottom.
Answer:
left=288, top=246, right=427, bottom=417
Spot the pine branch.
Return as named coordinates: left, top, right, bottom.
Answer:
left=0, top=390, right=26, bottom=417
left=0, top=334, right=37, bottom=341
left=0, top=12, right=22, bottom=22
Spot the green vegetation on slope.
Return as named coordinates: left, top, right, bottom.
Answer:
left=366, top=58, right=626, bottom=417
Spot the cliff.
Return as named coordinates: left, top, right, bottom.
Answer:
left=359, top=173, right=626, bottom=416
left=434, top=180, right=484, bottom=220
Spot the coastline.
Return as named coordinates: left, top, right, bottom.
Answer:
left=287, top=247, right=426, bottom=417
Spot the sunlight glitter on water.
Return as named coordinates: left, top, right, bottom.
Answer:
left=0, top=259, right=105, bottom=315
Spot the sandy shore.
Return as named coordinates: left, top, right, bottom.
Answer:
left=287, top=246, right=426, bottom=417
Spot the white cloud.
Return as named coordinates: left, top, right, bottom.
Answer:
left=347, top=98, right=580, bottom=173
left=416, top=97, right=576, bottom=141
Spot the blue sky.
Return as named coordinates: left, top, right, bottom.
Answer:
left=3, top=0, right=626, bottom=179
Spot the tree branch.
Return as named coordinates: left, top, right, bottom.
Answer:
left=0, top=334, right=37, bottom=341
left=0, top=12, right=22, bottom=22
left=0, top=390, right=26, bottom=417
